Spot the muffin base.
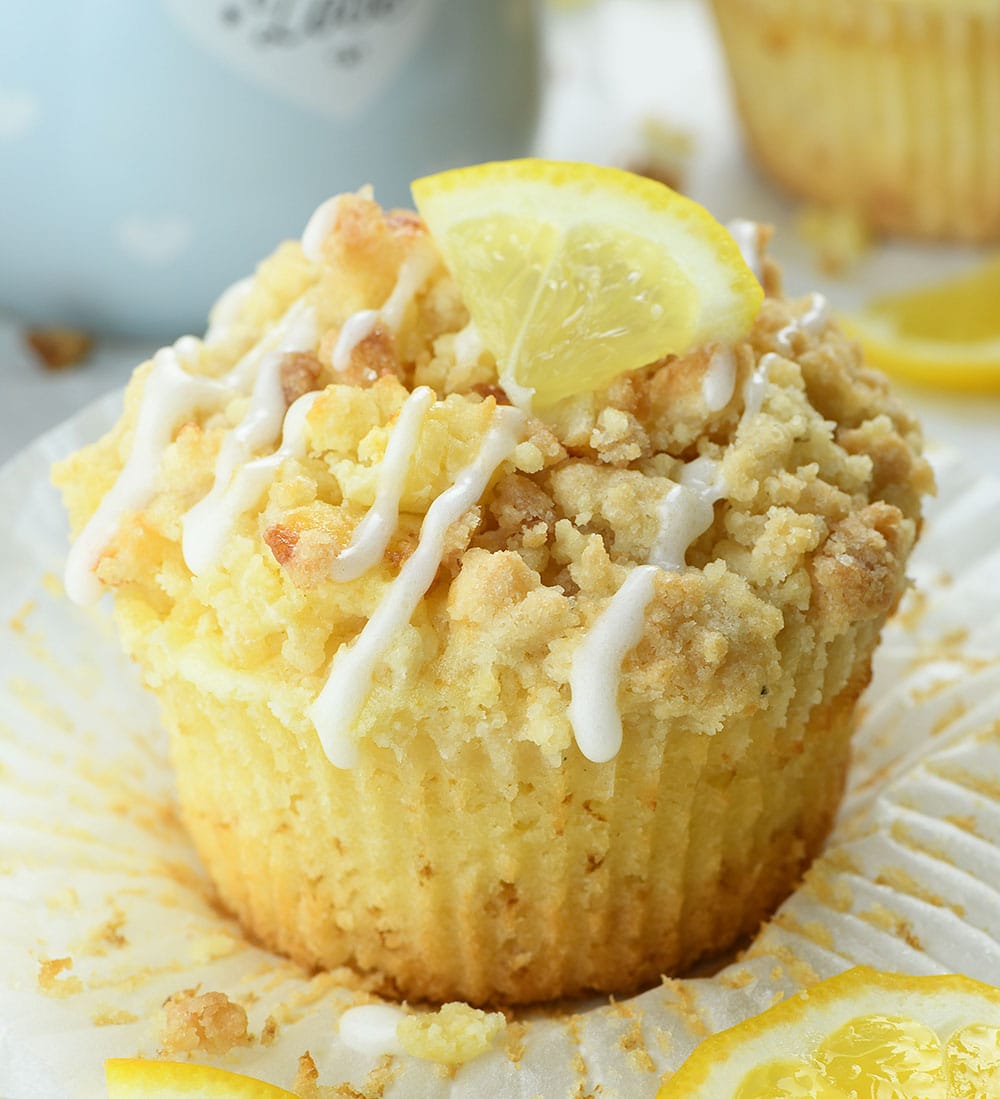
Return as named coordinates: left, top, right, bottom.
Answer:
left=163, top=620, right=874, bottom=1006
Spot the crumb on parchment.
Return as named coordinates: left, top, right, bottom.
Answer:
left=397, top=1001, right=506, bottom=1065
left=38, top=956, right=83, bottom=997
left=159, top=988, right=250, bottom=1055
left=24, top=326, right=93, bottom=369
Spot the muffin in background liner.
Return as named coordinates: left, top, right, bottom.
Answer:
left=3, top=409, right=999, bottom=1096
left=710, top=0, right=1000, bottom=242
left=50, top=192, right=930, bottom=1007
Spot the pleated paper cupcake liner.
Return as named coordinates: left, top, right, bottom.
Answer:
left=2, top=400, right=1000, bottom=1098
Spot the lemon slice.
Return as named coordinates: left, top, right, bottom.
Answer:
left=106, top=1059, right=297, bottom=1097
left=658, top=967, right=1000, bottom=1098
left=412, top=159, right=762, bottom=407
left=843, top=257, right=1000, bottom=393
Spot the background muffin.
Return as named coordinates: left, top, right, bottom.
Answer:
left=54, top=189, right=931, bottom=1005
left=710, top=0, right=1000, bottom=241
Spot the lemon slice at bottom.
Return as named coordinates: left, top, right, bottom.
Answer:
left=412, top=159, right=762, bottom=408
left=658, top=967, right=1000, bottom=1098
left=106, top=1059, right=297, bottom=1097
left=843, top=258, right=1000, bottom=393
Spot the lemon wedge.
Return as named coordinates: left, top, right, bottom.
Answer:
left=412, top=159, right=762, bottom=407
left=844, top=257, right=1000, bottom=393
left=658, top=967, right=1000, bottom=1099
left=105, top=1059, right=297, bottom=1097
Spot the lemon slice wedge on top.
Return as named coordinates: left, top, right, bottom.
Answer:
left=658, top=967, right=1000, bottom=1099
left=412, top=159, right=763, bottom=408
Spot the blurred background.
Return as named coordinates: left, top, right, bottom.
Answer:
left=1, top=0, right=997, bottom=466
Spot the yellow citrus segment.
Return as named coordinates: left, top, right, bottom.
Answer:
left=412, top=159, right=762, bottom=407
left=815, top=1015, right=946, bottom=1099
left=946, top=1025, right=1000, bottom=1099
left=843, top=257, right=1000, bottom=393
left=734, top=1058, right=846, bottom=1098
left=105, top=1059, right=297, bottom=1098
left=658, top=968, right=1000, bottom=1099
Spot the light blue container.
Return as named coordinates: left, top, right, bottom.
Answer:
left=0, top=1, right=540, bottom=337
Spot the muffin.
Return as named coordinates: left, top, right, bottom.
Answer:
left=710, top=0, right=1000, bottom=241
left=54, top=182, right=931, bottom=1006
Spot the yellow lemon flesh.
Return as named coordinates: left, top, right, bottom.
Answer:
left=105, top=1059, right=297, bottom=1098
left=843, top=257, right=1000, bottom=393
left=658, top=967, right=1000, bottom=1099
left=412, top=159, right=763, bottom=408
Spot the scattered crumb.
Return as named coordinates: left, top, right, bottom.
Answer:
left=294, top=1052, right=321, bottom=1097
left=618, top=1014, right=655, bottom=1073
left=159, top=988, right=251, bottom=1055
left=397, top=1001, right=506, bottom=1065
left=77, top=907, right=127, bottom=956
left=92, top=1006, right=140, bottom=1027
left=261, top=1014, right=280, bottom=1046
left=795, top=204, right=872, bottom=276
left=719, top=967, right=755, bottom=990
left=42, top=571, right=64, bottom=597
left=38, top=956, right=83, bottom=997
left=876, top=865, right=964, bottom=917
left=859, top=904, right=923, bottom=951
left=628, top=115, right=695, bottom=193
left=502, top=1019, right=527, bottom=1065
left=8, top=599, right=36, bottom=634
left=24, top=326, right=93, bottom=370
left=293, top=1050, right=398, bottom=1099
left=189, top=930, right=243, bottom=964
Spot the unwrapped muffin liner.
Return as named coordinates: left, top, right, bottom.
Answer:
left=2, top=397, right=1000, bottom=1098
left=710, top=0, right=1000, bottom=240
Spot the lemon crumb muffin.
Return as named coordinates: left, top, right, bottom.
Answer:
left=711, top=0, right=1000, bottom=241
left=54, top=174, right=931, bottom=1005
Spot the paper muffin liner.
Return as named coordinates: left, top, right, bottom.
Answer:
left=2, top=399, right=1000, bottom=1098
left=709, top=0, right=1000, bottom=241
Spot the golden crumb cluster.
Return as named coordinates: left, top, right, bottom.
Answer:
left=55, top=192, right=931, bottom=1005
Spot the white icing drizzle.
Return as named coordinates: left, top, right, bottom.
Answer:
left=453, top=321, right=485, bottom=373
left=338, top=1004, right=406, bottom=1056
left=182, top=304, right=318, bottom=575
left=329, top=386, right=435, bottom=583
left=64, top=339, right=225, bottom=605
left=701, top=345, right=736, bottom=412
left=301, top=195, right=343, bottom=263
left=775, top=292, right=830, bottom=354
left=66, top=298, right=318, bottom=603
left=727, top=218, right=764, bottom=283
left=743, top=357, right=773, bottom=421
left=205, top=276, right=253, bottom=345
left=331, top=309, right=380, bottom=373
left=310, top=406, right=526, bottom=768
left=567, top=566, right=659, bottom=764
left=648, top=457, right=724, bottom=572
left=185, top=392, right=320, bottom=577
left=331, top=244, right=438, bottom=374
left=567, top=344, right=775, bottom=764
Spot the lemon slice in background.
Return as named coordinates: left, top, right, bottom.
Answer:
left=106, top=1059, right=297, bottom=1097
left=412, top=159, right=763, bottom=408
left=658, top=967, right=1000, bottom=1098
left=844, top=257, right=1000, bottom=393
